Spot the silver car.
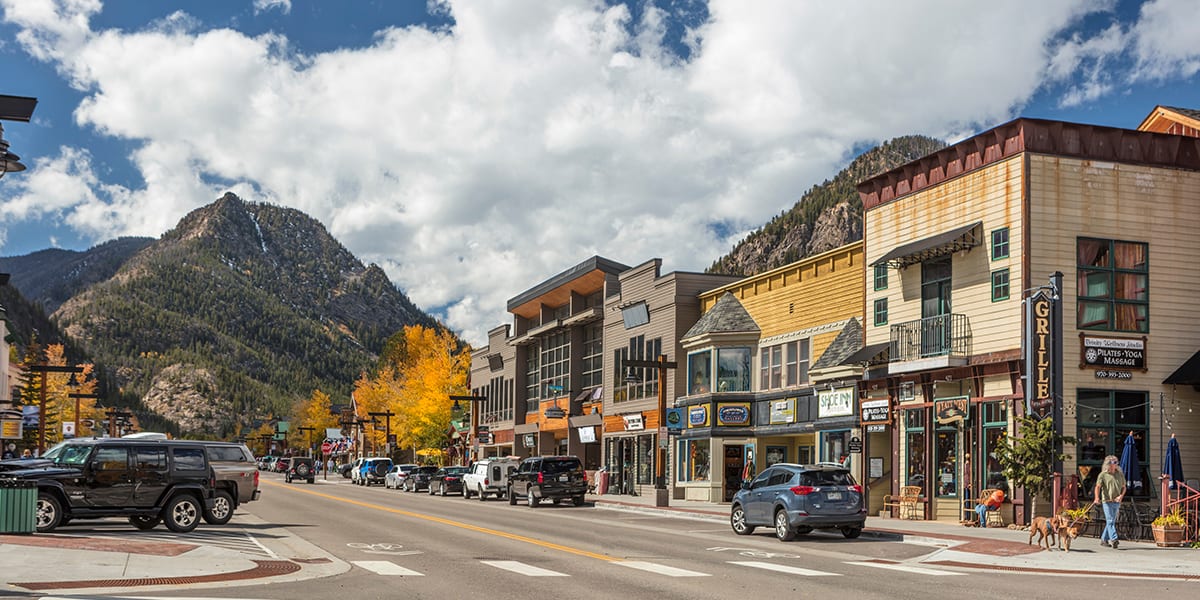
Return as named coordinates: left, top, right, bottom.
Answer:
left=385, top=463, right=419, bottom=489
left=730, top=463, right=866, bottom=541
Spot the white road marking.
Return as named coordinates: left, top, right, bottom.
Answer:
left=616, top=561, right=711, bottom=577
left=729, top=561, right=841, bottom=576
left=352, top=560, right=424, bottom=576
left=481, top=560, right=569, bottom=576
left=844, top=561, right=965, bottom=576
left=245, top=532, right=279, bottom=559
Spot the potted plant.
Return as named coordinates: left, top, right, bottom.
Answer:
left=1151, top=507, right=1188, bottom=547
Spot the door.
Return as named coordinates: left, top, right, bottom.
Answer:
left=921, top=256, right=952, bottom=357
left=82, top=446, right=133, bottom=508
left=723, top=445, right=744, bottom=502
left=744, top=468, right=774, bottom=523
left=132, top=445, right=169, bottom=507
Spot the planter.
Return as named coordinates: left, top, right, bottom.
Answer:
left=1152, top=525, right=1186, bottom=547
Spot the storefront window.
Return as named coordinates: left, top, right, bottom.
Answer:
left=716, top=347, right=752, bottom=392
left=637, top=435, right=653, bottom=485
left=935, top=426, right=958, bottom=497
left=822, top=430, right=851, bottom=464
left=904, top=408, right=926, bottom=488
left=678, top=439, right=711, bottom=482
left=688, top=351, right=712, bottom=395
left=1076, top=389, right=1150, bottom=498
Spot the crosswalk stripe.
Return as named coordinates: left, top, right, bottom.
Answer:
left=616, top=561, right=711, bottom=577
left=729, top=561, right=841, bottom=576
left=352, top=560, right=424, bottom=576
left=844, top=561, right=964, bottom=576
left=481, top=560, right=569, bottom=576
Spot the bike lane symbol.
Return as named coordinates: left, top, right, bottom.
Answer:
left=348, top=542, right=423, bottom=556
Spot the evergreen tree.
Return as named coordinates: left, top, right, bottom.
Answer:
left=993, top=415, right=1076, bottom=517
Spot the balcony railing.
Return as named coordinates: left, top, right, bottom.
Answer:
left=889, top=313, right=972, bottom=363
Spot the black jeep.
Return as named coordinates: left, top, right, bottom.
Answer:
left=286, top=457, right=316, bottom=483
left=0, top=438, right=216, bottom=533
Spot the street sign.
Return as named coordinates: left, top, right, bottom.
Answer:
left=848, top=436, right=863, bottom=454
left=321, top=441, right=332, bottom=454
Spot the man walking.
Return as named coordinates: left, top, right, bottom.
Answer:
left=1093, top=455, right=1126, bottom=549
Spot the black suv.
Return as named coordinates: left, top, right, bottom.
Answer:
left=286, top=457, right=316, bottom=483
left=508, top=455, right=587, bottom=507
left=0, top=438, right=215, bottom=533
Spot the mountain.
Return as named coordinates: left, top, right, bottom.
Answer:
left=0, top=237, right=154, bottom=314
left=707, top=135, right=947, bottom=275
left=6, top=193, right=441, bottom=436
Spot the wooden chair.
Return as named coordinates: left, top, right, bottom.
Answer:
left=883, top=485, right=923, bottom=520
left=978, top=488, right=1005, bottom=527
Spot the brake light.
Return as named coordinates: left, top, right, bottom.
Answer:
left=537, top=472, right=544, bottom=484
left=850, top=484, right=862, bottom=493
left=254, top=470, right=259, bottom=486
left=484, top=478, right=490, bottom=485
left=789, top=485, right=815, bottom=496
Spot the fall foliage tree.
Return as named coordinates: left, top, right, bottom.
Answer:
left=17, top=343, right=99, bottom=450
left=288, top=389, right=341, bottom=451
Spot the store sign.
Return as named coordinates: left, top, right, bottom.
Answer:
left=860, top=399, right=889, bottom=424
left=623, top=413, right=645, bottom=431
left=0, top=418, right=21, bottom=440
left=936, top=396, right=969, bottom=424
left=818, top=387, right=855, bottom=418
left=522, top=433, right=536, bottom=448
left=688, top=405, right=709, bottom=428
left=1025, top=290, right=1054, bottom=420
left=716, top=403, right=751, bottom=427
left=848, top=436, right=862, bottom=454
left=665, top=408, right=684, bottom=433
left=866, top=424, right=887, bottom=433
left=62, top=422, right=76, bottom=438
left=577, top=426, right=596, bottom=443
left=769, top=398, right=796, bottom=424
left=1081, top=336, right=1145, bottom=370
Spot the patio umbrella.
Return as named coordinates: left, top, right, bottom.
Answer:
left=1163, top=433, right=1184, bottom=490
left=1119, top=431, right=1141, bottom=492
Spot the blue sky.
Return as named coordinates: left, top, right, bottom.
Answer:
left=1, top=0, right=1197, bottom=345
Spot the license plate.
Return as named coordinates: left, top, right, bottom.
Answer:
left=826, top=491, right=842, bottom=501
left=559, top=475, right=568, bottom=482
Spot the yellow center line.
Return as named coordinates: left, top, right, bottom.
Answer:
left=261, top=479, right=617, bottom=562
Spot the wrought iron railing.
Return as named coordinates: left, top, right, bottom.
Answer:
left=889, top=313, right=972, bottom=362
left=1162, top=478, right=1200, bottom=544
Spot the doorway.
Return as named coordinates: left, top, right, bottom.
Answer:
left=722, top=445, right=744, bottom=502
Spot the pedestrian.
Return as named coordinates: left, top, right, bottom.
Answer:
left=21, top=449, right=32, bottom=459
left=1093, top=454, right=1126, bottom=549
left=973, top=488, right=1004, bottom=527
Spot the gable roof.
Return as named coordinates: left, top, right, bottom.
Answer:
left=811, top=318, right=863, bottom=370
left=682, top=292, right=760, bottom=340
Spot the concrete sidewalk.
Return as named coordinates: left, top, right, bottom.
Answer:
left=589, top=492, right=1200, bottom=580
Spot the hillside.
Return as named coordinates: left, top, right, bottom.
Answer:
left=0, top=237, right=154, bottom=314
left=708, top=135, right=946, bottom=275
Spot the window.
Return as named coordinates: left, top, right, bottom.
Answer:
left=525, top=341, right=540, bottom=402
left=93, top=447, right=128, bottom=471
left=980, top=401, right=1007, bottom=493
left=934, top=425, right=958, bottom=497
left=614, top=335, right=661, bottom=402
left=172, top=447, right=207, bottom=471
left=677, top=439, right=710, bottom=482
left=874, top=264, right=889, bottom=290
left=1077, top=238, right=1148, bottom=332
left=135, top=447, right=167, bottom=469
left=904, top=408, right=926, bottom=488
left=821, top=430, right=851, bottom=463
left=991, top=227, right=1010, bottom=260
left=688, top=350, right=712, bottom=395
left=540, top=331, right=570, bottom=395
left=758, top=340, right=809, bottom=390
left=873, top=298, right=888, bottom=326
left=716, top=347, right=752, bottom=392
left=581, top=323, right=603, bottom=388
left=991, top=269, right=1010, bottom=301
left=1076, top=390, right=1150, bottom=498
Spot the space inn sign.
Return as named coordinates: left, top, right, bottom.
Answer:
left=1080, top=335, right=1146, bottom=370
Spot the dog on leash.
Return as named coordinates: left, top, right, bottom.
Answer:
left=1028, top=515, right=1059, bottom=550
left=1055, top=517, right=1080, bottom=551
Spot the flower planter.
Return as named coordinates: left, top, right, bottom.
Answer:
left=1152, top=525, right=1186, bottom=547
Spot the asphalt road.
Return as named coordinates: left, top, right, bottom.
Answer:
left=142, top=472, right=1194, bottom=600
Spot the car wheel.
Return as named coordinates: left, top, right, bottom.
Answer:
left=508, top=484, right=517, bottom=505
left=130, top=515, right=161, bottom=530
left=204, top=490, right=234, bottom=525
left=35, top=492, right=63, bottom=533
left=428, top=483, right=436, bottom=495
left=841, top=526, right=862, bottom=539
left=440, top=485, right=447, bottom=497
left=774, top=509, right=797, bottom=542
left=527, top=488, right=539, bottom=508
left=730, top=504, right=755, bottom=535
left=164, top=494, right=202, bottom=533
left=479, top=485, right=487, bottom=502
left=572, top=495, right=585, bottom=507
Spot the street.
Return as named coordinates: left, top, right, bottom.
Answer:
left=34, top=470, right=1182, bottom=600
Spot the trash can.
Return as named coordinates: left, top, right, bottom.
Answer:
left=0, top=479, right=38, bottom=534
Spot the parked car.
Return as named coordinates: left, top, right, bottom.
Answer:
left=729, top=463, right=867, bottom=541
left=257, top=456, right=277, bottom=471
left=463, top=457, right=519, bottom=501
left=358, top=457, right=392, bottom=486
left=203, top=441, right=261, bottom=525
left=0, top=437, right=216, bottom=533
left=285, top=457, right=316, bottom=484
left=385, top=463, right=419, bottom=489
left=428, top=466, right=468, bottom=496
left=339, top=459, right=359, bottom=479
left=402, top=466, right=439, bottom=492
left=273, top=457, right=291, bottom=473
left=507, top=455, right=587, bottom=507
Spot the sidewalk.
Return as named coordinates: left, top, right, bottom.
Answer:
left=588, top=492, right=1200, bottom=580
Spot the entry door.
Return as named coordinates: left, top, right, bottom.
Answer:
left=921, top=257, right=952, bottom=357
left=934, top=425, right=962, bottom=498
left=723, top=445, right=744, bottom=502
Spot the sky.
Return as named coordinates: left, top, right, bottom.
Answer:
left=1, top=0, right=1197, bottom=347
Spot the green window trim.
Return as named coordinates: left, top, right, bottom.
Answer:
left=991, top=269, right=1010, bottom=302
left=873, top=264, right=888, bottom=290
left=873, top=298, right=888, bottom=326
left=1076, top=237, right=1149, bottom=333
left=991, top=227, right=1010, bottom=260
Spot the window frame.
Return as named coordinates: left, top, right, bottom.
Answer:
left=873, top=264, right=889, bottom=290
left=991, top=227, right=1010, bottom=260
left=990, top=269, right=1010, bottom=302
left=873, top=298, right=888, bottom=326
left=1076, top=237, right=1149, bottom=333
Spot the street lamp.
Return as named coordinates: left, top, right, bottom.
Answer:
left=450, top=395, right=487, bottom=464
left=26, top=363, right=84, bottom=455
left=0, top=94, right=37, bottom=180
left=297, top=426, right=316, bottom=457
left=368, top=411, right=395, bottom=457
left=624, top=355, right=678, bottom=508
left=105, top=407, right=134, bottom=438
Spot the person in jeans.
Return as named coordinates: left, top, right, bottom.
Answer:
left=974, top=488, right=1005, bottom=527
left=1093, top=455, right=1126, bottom=549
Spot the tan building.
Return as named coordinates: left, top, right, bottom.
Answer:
left=859, top=107, right=1200, bottom=523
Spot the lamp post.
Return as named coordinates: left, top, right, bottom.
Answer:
left=368, top=411, right=395, bottom=457
left=105, top=407, right=133, bottom=438
left=297, top=426, right=316, bottom=457
left=624, top=355, right=678, bottom=508
left=450, top=395, right=487, bottom=464
left=26, top=364, right=84, bottom=455
left=0, top=94, right=37, bottom=180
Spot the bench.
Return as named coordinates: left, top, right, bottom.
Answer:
left=883, top=485, right=923, bottom=519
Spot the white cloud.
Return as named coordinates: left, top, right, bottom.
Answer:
left=0, top=0, right=1177, bottom=346
left=253, top=0, right=290, bottom=16
left=1130, top=0, right=1200, bottom=80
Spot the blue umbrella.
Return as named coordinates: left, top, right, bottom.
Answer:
left=1163, top=434, right=1184, bottom=490
left=1119, top=431, right=1141, bottom=492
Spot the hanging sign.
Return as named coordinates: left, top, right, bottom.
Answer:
left=666, top=408, right=684, bottom=433
left=1025, top=290, right=1054, bottom=420
left=935, top=396, right=969, bottom=424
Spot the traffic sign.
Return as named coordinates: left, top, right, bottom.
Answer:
left=321, top=441, right=332, bottom=454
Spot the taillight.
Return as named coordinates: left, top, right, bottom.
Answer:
left=484, top=478, right=490, bottom=485
left=537, top=472, right=544, bottom=484
left=850, top=484, right=862, bottom=493
left=254, top=471, right=259, bottom=486
left=789, top=485, right=815, bottom=496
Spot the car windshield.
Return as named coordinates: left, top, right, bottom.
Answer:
left=799, top=470, right=856, bottom=486
left=443, top=466, right=467, bottom=475
left=542, top=460, right=581, bottom=475
left=54, top=444, right=93, bottom=467
left=416, top=466, right=438, bottom=474
left=41, top=442, right=68, bottom=460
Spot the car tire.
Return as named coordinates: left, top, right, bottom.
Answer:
left=841, top=526, right=862, bottom=539
left=479, top=485, right=487, bottom=502
left=508, top=484, right=517, bottom=505
left=428, top=484, right=435, bottom=495
left=730, top=504, right=755, bottom=535
left=572, top=495, right=585, bottom=506
left=440, top=485, right=447, bottom=497
left=35, top=492, right=63, bottom=533
left=774, top=509, right=797, bottom=542
left=130, top=515, right=161, bottom=530
left=204, top=490, right=234, bottom=525
left=164, top=494, right=202, bottom=533
left=527, top=488, right=539, bottom=508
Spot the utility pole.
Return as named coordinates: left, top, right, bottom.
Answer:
left=451, top=395, right=487, bottom=464
left=368, top=411, right=395, bottom=457
left=624, top=355, right=678, bottom=508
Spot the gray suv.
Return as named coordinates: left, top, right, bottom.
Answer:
left=730, top=463, right=866, bottom=541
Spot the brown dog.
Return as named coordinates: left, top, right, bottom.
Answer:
left=1028, top=515, right=1059, bottom=550
left=1055, top=518, right=1079, bottom=551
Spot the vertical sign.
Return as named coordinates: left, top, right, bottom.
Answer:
left=1025, top=290, right=1053, bottom=419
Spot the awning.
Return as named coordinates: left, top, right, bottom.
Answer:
left=870, top=221, right=983, bottom=269
left=840, top=342, right=890, bottom=366
left=575, top=387, right=603, bottom=404
left=1164, top=350, right=1200, bottom=385
left=568, top=413, right=603, bottom=428
left=513, top=422, right=540, bottom=434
